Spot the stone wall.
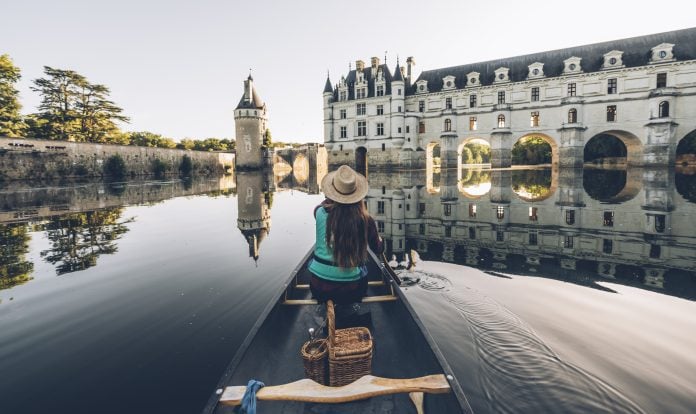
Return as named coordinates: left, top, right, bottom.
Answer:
left=0, top=137, right=235, bottom=181
left=327, top=148, right=426, bottom=171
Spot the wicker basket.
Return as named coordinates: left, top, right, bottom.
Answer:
left=301, top=339, right=328, bottom=385
left=326, top=300, right=373, bottom=387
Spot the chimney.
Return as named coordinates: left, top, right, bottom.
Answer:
left=355, top=60, right=365, bottom=72
left=406, top=56, right=416, bottom=81
left=244, top=75, right=253, bottom=103
left=370, top=56, right=380, bottom=70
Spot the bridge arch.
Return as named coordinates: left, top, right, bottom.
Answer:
left=583, top=168, right=642, bottom=203
left=511, top=133, right=559, bottom=166
left=676, top=129, right=696, bottom=166
left=457, top=137, right=491, bottom=169
left=511, top=169, right=557, bottom=202
left=584, top=130, right=642, bottom=166
left=426, top=142, right=441, bottom=194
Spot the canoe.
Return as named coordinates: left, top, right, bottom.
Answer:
left=201, top=247, right=473, bottom=413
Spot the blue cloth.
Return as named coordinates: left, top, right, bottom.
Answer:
left=239, top=379, right=265, bottom=414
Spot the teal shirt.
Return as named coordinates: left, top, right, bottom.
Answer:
left=308, top=207, right=361, bottom=282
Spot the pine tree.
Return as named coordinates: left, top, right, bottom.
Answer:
left=0, top=54, right=26, bottom=137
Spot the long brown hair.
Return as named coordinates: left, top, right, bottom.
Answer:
left=324, top=200, right=370, bottom=268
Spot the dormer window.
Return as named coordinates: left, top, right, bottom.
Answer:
left=494, top=67, right=510, bottom=83
left=442, top=75, right=456, bottom=90
left=339, top=90, right=347, bottom=101
left=563, top=57, right=582, bottom=74
left=528, top=62, right=544, bottom=79
left=602, top=51, right=624, bottom=69
left=356, top=87, right=367, bottom=99
left=466, top=71, right=480, bottom=87
left=376, top=84, right=384, bottom=97
left=416, top=80, right=428, bottom=94
left=650, top=43, right=675, bottom=63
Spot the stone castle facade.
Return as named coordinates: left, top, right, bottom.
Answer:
left=323, top=28, right=696, bottom=170
left=235, top=75, right=268, bottom=170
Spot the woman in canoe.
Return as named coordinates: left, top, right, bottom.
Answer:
left=309, top=165, right=383, bottom=305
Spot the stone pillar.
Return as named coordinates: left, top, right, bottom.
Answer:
left=558, top=125, right=586, bottom=169
left=440, top=167, right=459, bottom=202
left=642, top=167, right=674, bottom=235
left=440, top=133, right=458, bottom=169
left=643, top=119, right=678, bottom=166
left=556, top=168, right=585, bottom=228
left=490, top=129, right=512, bottom=168
left=490, top=170, right=511, bottom=226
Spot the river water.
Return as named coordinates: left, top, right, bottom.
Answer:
left=0, top=167, right=694, bottom=413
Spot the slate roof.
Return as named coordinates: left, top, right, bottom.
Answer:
left=409, top=27, right=696, bottom=95
left=331, top=63, right=394, bottom=101
left=392, top=63, right=404, bottom=82
left=236, top=87, right=265, bottom=110
left=323, top=76, right=333, bottom=93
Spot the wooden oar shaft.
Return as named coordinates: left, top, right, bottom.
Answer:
left=219, top=374, right=450, bottom=406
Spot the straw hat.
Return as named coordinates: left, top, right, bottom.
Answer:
left=321, top=165, right=368, bottom=204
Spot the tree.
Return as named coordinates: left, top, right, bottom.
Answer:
left=263, top=129, right=272, bottom=148
left=512, top=136, right=552, bottom=165
left=177, top=138, right=195, bottom=150
left=30, top=66, right=128, bottom=142
left=0, top=54, right=26, bottom=137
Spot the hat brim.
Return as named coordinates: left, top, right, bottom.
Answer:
left=321, top=170, right=369, bottom=204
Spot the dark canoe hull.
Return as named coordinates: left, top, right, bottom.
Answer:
left=202, top=248, right=472, bottom=414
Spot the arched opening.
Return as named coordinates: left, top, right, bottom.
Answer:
left=658, top=101, right=670, bottom=118
left=675, top=172, right=696, bottom=203
left=426, top=142, right=442, bottom=194
left=584, top=130, right=641, bottom=166
left=568, top=108, right=578, bottom=124
left=511, top=169, right=556, bottom=201
left=444, top=118, right=451, bottom=132
left=497, top=114, right=506, bottom=128
left=458, top=169, right=491, bottom=198
left=458, top=139, right=491, bottom=167
left=676, top=129, right=696, bottom=167
left=511, top=134, right=558, bottom=166
left=292, top=153, right=309, bottom=183
left=355, top=146, right=367, bottom=177
left=583, top=168, right=641, bottom=202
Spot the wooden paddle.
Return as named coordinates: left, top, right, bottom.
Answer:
left=218, top=374, right=450, bottom=405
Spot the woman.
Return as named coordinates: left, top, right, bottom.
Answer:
left=309, top=165, right=383, bottom=305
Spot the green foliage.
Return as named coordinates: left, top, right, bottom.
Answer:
left=29, top=66, right=129, bottom=142
left=179, top=154, right=193, bottom=177
left=461, top=142, right=490, bottom=164
left=152, top=158, right=168, bottom=179
left=0, top=223, right=34, bottom=290
left=0, top=54, right=27, bottom=137
left=127, top=131, right=175, bottom=148
left=512, top=169, right=553, bottom=198
left=459, top=169, right=491, bottom=186
left=73, top=164, right=89, bottom=176
left=103, top=154, right=127, bottom=181
left=584, top=134, right=627, bottom=162
left=512, top=136, right=552, bottom=165
left=262, top=129, right=272, bottom=148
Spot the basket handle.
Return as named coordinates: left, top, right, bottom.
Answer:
left=326, top=300, right=335, bottom=346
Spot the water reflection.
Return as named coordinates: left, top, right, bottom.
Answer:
left=236, top=172, right=272, bottom=262
left=367, top=167, right=696, bottom=300
left=0, top=223, right=33, bottom=289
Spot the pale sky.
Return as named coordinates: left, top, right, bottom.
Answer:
left=2, top=0, right=694, bottom=143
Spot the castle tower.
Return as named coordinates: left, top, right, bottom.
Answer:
left=234, top=74, right=267, bottom=170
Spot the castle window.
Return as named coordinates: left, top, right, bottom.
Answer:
left=496, top=231, right=505, bottom=242
left=340, top=91, right=347, bottom=101
left=655, top=214, right=666, bottom=233
left=497, top=91, right=505, bottom=104
left=406, top=126, right=410, bottom=133
left=565, top=210, right=575, bottom=225
left=339, top=144, right=343, bottom=151
left=340, top=109, right=346, bottom=119
left=419, top=224, right=425, bottom=234
left=376, top=85, right=384, bottom=96
left=496, top=205, right=505, bottom=220
left=377, top=201, right=385, bottom=214
left=382, top=186, right=386, bottom=194
left=530, top=111, right=539, bottom=127
left=529, top=207, right=538, bottom=221
left=445, top=97, right=452, bottom=109
left=444, top=119, right=451, bottom=132
left=445, top=226, right=452, bottom=237
left=340, top=126, right=347, bottom=138
left=469, top=227, right=476, bottom=239
left=356, top=103, right=366, bottom=116
left=381, top=143, right=386, bottom=151
left=564, top=236, right=574, bottom=248
left=377, top=105, right=384, bottom=115
left=419, top=203, right=426, bottom=215
left=568, top=83, right=576, bottom=97
left=444, top=204, right=452, bottom=216
left=377, top=221, right=384, bottom=233
left=419, top=122, right=425, bottom=134
left=603, top=211, right=614, bottom=227
left=497, top=114, right=506, bottom=128
left=658, top=101, right=669, bottom=118
left=398, top=127, right=402, bottom=133
left=397, top=88, right=402, bottom=95
left=607, top=78, right=617, bottom=94
left=603, top=239, right=613, bottom=254
left=397, top=106, right=402, bottom=113
left=649, top=244, right=661, bottom=258
left=469, top=203, right=477, bottom=217
left=356, top=87, right=366, bottom=99
left=529, top=231, right=538, bottom=245
left=357, top=121, right=367, bottom=136
left=607, top=105, right=617, bottom=122
left=568, top=108, right=578, bottom=123
left=656, top=73, right=667, bottom=88
left=531, top=87, right=539, bottom=102
left=418, top=101, right=425, bottom=112
left=469, top=117, right=477, bottom=131
left=469, top=94, right=477, bottom=107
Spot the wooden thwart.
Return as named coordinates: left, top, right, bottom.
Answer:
left=219, top=374, right=451, bottom=406
left=295, top=280, right=385, bottom=289
left=283, top=295, right=398, bottom=306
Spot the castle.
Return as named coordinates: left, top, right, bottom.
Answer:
left=322, top=28, right=696, bottom=171
left=234, top=74, right=268, bottom=170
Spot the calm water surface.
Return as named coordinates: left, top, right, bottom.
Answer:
left=1, top=168, right=695, bottom=413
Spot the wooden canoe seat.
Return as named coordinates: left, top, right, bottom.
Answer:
left=295, top=280, right=385, bottom=289
left=283, top=295, right=398, bottom=306
left=218, top=374, right=451, bottom=406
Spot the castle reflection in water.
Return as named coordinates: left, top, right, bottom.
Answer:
left=367, top=167, right=696, bottom=300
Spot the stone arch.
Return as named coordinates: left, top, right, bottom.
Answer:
left=584, top=130, right=642, bottom=166
left=457, top=137, right=492, bottom=169
left=676, top=129, right=696, bottom=166
left=511, top=133, right=559, bottom=166
left=426, top=142, right=441, bottom=194
left=511, top=168, right=558, bottom=202
left=583, top=168, right=642, bottom=203
left=292, top=153, right=309, bottom=183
